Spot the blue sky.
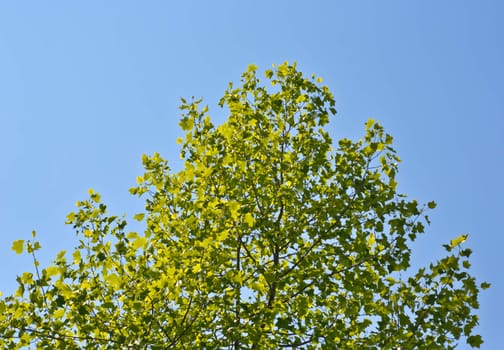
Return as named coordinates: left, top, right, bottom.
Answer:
left=0, top=1, right=502, bottom=348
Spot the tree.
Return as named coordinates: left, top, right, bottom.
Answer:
left=0, top=62, right=488, bottom=349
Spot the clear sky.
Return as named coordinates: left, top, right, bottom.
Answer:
left=0, top=1, right=502, bottom=348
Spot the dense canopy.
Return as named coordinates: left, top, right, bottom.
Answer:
left=0, top=63, right=488, bottom=349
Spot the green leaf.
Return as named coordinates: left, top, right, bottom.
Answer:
left=480, top=282, right=491, bottom=290
left=276, top=317, right=291, bottom=329
left=467, top=334, right=483, bottom=348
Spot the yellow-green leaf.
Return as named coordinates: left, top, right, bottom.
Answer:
left=218, top=124, right=233, bottom=140
left=367, top=233, right=376, bottom=248
left=450, top=234, right=468, bottom=248
left=54, top=308, right=65, bottom=319
left=295, top=94, right=307, bottom=103
left=229, top=201, right=240, bottom=220
left=127, top=231, right=138, bottom=239
left=179, top=117, right=194, bottom=131
left=45, top=266, right=60, bottom=278
left=20, top=272, right=33, bottom=284
left=66, top=211, right=75, bottom=223
left=106, top=274, right=121, bottom=289
left=216, top=229, right=229, bottom=242
left=243, top=213, right=254, bottom=227
left=133, top=213, right=145, bottom=221
left=132, top=236, right=147, bottom=250
left=73, top=250, right=81, bottom=264
left=12, top=240, right=24, bottom=254
left=193, top=263, right=202, bottom=274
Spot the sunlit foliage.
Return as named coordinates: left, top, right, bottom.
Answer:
left=0, top=63, right=488, bottom=349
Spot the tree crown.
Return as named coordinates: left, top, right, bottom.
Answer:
left=1, top=62, right=488, bottom=349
